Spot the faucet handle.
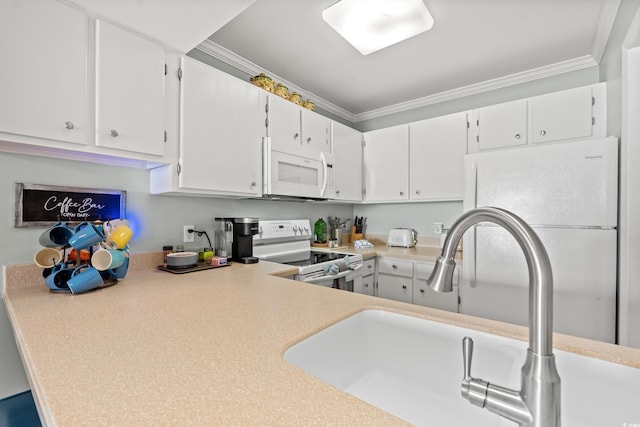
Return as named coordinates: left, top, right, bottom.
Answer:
left=461, top=336, right=489, bottom=408
left=462, top=336, right=473, bottom=380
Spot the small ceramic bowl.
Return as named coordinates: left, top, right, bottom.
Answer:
left=166, top=252, right=198, bottom=268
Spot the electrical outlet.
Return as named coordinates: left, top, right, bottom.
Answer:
left=184, top=225, right=194, bottom=243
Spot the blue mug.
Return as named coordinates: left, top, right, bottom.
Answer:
left=67, top=265, right=104, bottom=294
left=44, top=263, right=73, bottom=290
left=101, top=246, right=130, bottom=280
left=68, top=221, right=105, bottom=250
left=38, top=221, right=73, bottom=248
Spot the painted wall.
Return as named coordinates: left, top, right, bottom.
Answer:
left=0, top=151, right=352, bottom=399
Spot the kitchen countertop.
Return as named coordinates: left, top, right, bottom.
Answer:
left=4, top=252, right=640, bottom=426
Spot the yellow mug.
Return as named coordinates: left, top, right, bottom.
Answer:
left=105, top=224, right=133, bottom=249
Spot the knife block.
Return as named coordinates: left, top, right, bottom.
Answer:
left=350, top=226, right=363, bottom=243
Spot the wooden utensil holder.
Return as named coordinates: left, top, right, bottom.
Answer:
left=350, top=226, right=363, bottom=243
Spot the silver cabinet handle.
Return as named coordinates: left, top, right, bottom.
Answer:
left=250, top=181, right=257, bottom=187
left=419, top=288, right=425, bottom=293
left=293, top=132, right=299, bottom=139
left=364, top=283, right=369, bottom=287
left=400, top=191, right=405, bottom=196
left=110, top=130, right=119, bottom=137
left=392, top=264, right=398, bottom=269
left=367, top=265, right=372, bottom=270
left=402, top=285, right=407, bottom=290
left=64, top=121, right=74, bottom=130
left=514, top=134, right=521, bottom=139
left=306, top=137, right=311, bottom=144
left=416, top=190, right=421, bottom=195
left=335, top=189, right=340, bottom=194
left=540, top=130, right=547, bottom=136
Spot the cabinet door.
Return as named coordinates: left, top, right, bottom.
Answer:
left=358, top=274, right=375, bottom=296
left=178, top=57, right=263, bottom=195
left=332, top=122, right=363, bottom=201
left=95, top=20, right=165, bottom=156
left=302, top=109, right=330, bottom=153
left=410, top=112, right=468, bottom=201
left=413, top=262, right=459, bottom=312
left=363, top=125, right=409, bottom=202
left=377, top=274, right=413, bottom=303
left=0, top=0, right=87, bottom=145
left=531, top=86, right=594, bottom=143
left=267, top=95, right=301, bottom=151
left=476, top=99, right=528, bottom=150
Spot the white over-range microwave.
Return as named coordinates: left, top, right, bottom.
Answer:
left=262, top=137, right=335, bottom=201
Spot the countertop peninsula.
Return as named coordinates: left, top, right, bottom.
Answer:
left=4, top=249, right=640, bottom=426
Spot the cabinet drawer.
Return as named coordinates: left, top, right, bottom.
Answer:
left=377, top=275, right=413, bottom=303
left=377, top=258, right=413, bottom=277
left=362, top=258, right=376, bottom=276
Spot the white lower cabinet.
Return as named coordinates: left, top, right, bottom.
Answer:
left=376, top=258, right=413, bottom=303
left=357, top=258, right=376, bottom=296
left=374, top=256, right=459, bottom=312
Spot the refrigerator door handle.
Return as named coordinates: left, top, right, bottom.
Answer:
left=462, top=226, right=477, bottom=288
left=462, top=160, right=478, bottom=288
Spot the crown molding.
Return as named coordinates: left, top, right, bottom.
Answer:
left=196, top=39, right=357, bottom=122
left=353, top=55, right=598, bottom=122
left=196, top=41, right=599, bottom=124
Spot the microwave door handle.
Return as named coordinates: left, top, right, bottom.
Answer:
left=320, top=152, right=328, bottom=197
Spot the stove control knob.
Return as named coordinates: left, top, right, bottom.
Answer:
left=292, top=224, right=298, bottom=233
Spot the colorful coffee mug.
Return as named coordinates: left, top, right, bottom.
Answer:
left=34, top=247, right=63, bottom=268
left=38, top=221, right=73, bottom=248
left=91, top=248, right=126, bottom=271
left=67, top=265, right=104, bottom=294
left=68, top=221, right=105, bottom=250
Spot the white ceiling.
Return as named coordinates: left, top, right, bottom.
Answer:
left=200, top=0, right=619, bottom=122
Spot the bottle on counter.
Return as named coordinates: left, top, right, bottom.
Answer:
left=314, top=217, right=327, bottom=244
left=163, top=245, right=174, bottom=267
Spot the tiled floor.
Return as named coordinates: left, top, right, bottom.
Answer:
left=0, top=391, right=41, bottom=427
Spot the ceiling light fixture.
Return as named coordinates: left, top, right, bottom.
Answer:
left=322, top=0, right=434, bottom=55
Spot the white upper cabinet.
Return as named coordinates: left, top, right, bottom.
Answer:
left=302, top=108, right=332, bottom=153
left=363, top=125, right=409, bottom=202
left=150, top=57, right=264, bottom=197
left=531, top=85, right=597, bottom=143
left=410, top=112, right=468, bottom=201
left=475, top=99, right=528, bottom=150
left=267, top=95, right=330, bottom=156
left=471, top=83, right=606, bottom=153
left=332, top=121, right=363, bottom=202
left=95, top=20, right=166, bottom=156
left=0, top=0, right=88, bottom=145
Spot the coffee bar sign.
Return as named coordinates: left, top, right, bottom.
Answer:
left=15, top=183, right=126, bottom=227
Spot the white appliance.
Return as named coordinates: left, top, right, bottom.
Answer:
left=462, top=137, right=618, bottom=343
left=253, top=219, right=363, bottom=291
left=262, top=137, right=336, bottom=200
left=386, top=228, right=417, bottom=247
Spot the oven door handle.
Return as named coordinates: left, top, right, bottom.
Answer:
left=301, top=264, right=362, bottom=284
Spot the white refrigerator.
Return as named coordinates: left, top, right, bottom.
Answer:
left=462, top=137, right=618, bottom=343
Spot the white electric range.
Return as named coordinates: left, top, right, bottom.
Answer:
left=252, top=219, right=363, bottom=291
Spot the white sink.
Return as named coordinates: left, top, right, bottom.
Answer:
left=284, top=310, right=640, bottom=426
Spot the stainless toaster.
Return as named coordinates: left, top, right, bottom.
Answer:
left=387, top=228, right=417, bottom=248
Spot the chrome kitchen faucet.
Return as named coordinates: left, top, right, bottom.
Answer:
left=427, top=207, right=561, bottom=427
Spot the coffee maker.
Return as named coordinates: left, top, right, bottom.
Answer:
left=215, top=217, right=259, bottom=264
